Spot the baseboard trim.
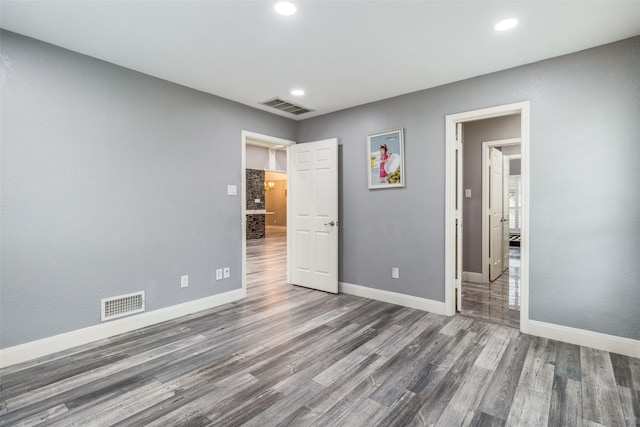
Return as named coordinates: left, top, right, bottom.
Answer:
left=339, top=282, right=447, bottom=316
left=462, top=271, right=484, bottom=283
left=0, top=288, right=246, bottom=368
left=527, top=320, right=640, bottom=358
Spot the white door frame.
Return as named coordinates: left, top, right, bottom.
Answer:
left=481, top=138, right=521, bottom=283
left=241, top=131, right=295, bottom=294
left=445, top=101, right=530, bottom=334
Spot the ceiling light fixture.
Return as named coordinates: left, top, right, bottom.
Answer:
left=290, top=89, right=305, bottom=96
left=274, top=1, right=297, bottom=16
left=494, top=18, right=518, bottom=32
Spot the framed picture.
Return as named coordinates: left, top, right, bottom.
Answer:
left=367, top=128, right=405, bottom=189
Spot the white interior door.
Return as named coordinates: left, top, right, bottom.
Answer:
left=489, top=147, right=503, bottom=281
left=502, top=157, right=510, bottom=272
left=455, top=123, right=463, bottom=311
left=289, top=138, right=339, bottom=293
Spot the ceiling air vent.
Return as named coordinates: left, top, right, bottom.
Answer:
left=260, top=97, right=314, bottom=116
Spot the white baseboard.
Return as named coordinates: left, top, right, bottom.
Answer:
left=339, top=282, right=447, bottom=316
left=527, top=320, right=640, bottom=359
left=0, top=288, right=246, bottom=368
left=462, top=271, right=484, bottom=283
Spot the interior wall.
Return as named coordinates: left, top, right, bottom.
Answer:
left=246, top=144, right=270, bottom=170
left=462, top=115, right=521, bottom=274
left=510, top=159, right=521, bottom=175
left=296, top=36, right=640, bottom=340
left=0, top=31, right=296, bottom=349
left=275, top=151, right=287, bottom=172
left=265, top=171, right=287, bottom=226
left=246, top=169, right=266, bottom=239
left=245, top=144, right=287, bottom=172
left=2, top=29, right=639, bottom=348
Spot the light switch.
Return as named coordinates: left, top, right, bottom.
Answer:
left=465, top=189, right=472, bottom=198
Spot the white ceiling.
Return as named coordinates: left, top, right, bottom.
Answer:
left=1, top=1, right=639, bottom=120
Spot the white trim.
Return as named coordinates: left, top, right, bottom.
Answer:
left=0, top=288, right=245, bottom=368
left=462, top=271, right=484, bottom=283
left=528, top=320, right=640, bottom=359
left=241, top=131, right=295, bottom=291
left=445, top=101, right=531, bottom=333
left=481, top=138, right=521, bottom=283
left=339, top=282, right=447, bottom=316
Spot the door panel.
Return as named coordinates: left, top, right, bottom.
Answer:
left=489, top=147, right=503, bottom=281
left=295, top=230, right=310, bottom=271
left=290, top=139, right=339, bottom=293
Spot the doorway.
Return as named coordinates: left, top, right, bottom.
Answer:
left=241, top=131, right=294, bottom=295
left=241, top=132, right=340, bottom=296
left=461, top=136, right=521, bottom=328
left=444, top=101, right=530, bottom=333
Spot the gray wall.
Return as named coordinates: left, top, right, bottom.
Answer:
left=245, top=145, right=287, bottom=171
left=462, top=115, right=521, bottom=273
left=510, top=159, right=521, bottom=176
left=2, top=30, right=639, bottom=348
left=275, top=150, right=286, bottom=172
left=246, top=145, right=270, bottom=170
left=0, top=31, right=296, bottom=349
left=501, top=145, right=521, bottom=156
left=297, top=36, right=640, bottom=340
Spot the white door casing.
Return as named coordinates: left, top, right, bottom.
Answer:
left=445, top=101, right=530, bottom=333
left=455, top=123, right=463, bottom=311
left=489, top=147, right=503, bottom=281
left=502, top=156, right=510, bottom=272
left=289, top=138, right=339, bottom=293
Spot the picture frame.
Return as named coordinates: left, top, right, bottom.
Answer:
left=367, top=128, right=405, bottom=189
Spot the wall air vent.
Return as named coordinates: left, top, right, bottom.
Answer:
left=260, top=97, right=314, bottom=115
left=101, top=291, right=145, bottom=321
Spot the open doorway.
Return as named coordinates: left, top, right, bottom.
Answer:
left=460, top=125, right=521, bottom=328
left=241, top=131, right=294, bottom=296
left=445, top=101, right=530, bottom=333
left=242, top=132, right=340, bottom=296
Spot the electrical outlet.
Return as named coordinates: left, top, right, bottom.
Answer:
left=227, top=185, right=237, bottom=196
left=181, top=275, right=189, bottom=288
left=216, top=269, right=223, bottom=280
left=223, top=267, right=230, bottom=279
left=465, top=189, right=472, bottom=198
left=391, top=267, right=399, bottom=279
left=254, top=198, right=261, bottom=204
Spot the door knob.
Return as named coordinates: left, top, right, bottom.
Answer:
left=325, top=221, right=336, bottom=226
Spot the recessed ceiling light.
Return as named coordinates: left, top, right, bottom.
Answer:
left=291, top=89, right=305, bottom=96
left=494, top=18, right=518, bottom=32
left=274, top=1, right=296, bottom=16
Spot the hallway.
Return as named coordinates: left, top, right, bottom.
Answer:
left=461, top=247, right=521, bottom=328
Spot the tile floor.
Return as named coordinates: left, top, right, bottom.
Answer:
left=461, top=247, right=521, bottom=328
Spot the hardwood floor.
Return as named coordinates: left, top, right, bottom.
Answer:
left=461, top=247, right=521, bottom=328
left=1, top=236, right=638, bottom=426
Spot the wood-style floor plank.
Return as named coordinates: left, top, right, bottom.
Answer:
left=506, top=337, right=556, bottom=425
left=549, top=375, right=583, bottom=427
left=580, top=347, right=626, bottom=426
left=1, top=233, right=638, bottom=426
